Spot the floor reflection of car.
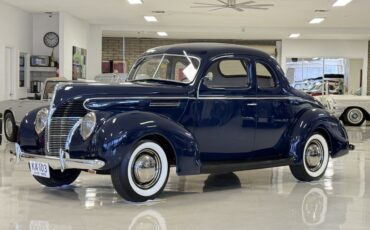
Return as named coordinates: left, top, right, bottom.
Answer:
left=3, top=171, right=351, bottom=230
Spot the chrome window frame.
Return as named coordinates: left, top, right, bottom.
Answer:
left=128, top=53, right=202, bottom=86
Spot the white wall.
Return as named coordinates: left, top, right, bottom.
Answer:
left=32, top=13, right=59, bottom=60
left=281, top=39, right=369, bottom=95
left=59, top=12, right=90, bottom=80
left=59, top=12, right=102, bottom=80
left=87, top=25, right=102, bottom=79
left=0, top=1, right=32, bottom=101
left=348, top=59, right=363, bottom=94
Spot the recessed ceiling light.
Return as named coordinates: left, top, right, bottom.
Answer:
left=127, top=0, right=143, bottom=5
left=333, top=0, right=352, bottom=7
left=309, top=18, right=325, bottom=24
left=157, top=32, right=168, bottom=37
left=144, top=16, right=158, bottom=22
left=289, top=33, right=300, bottom=38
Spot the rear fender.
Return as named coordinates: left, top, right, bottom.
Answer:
left=289, top=108, right=349, bottom=164
left=92, top=111, right=200, bottom=175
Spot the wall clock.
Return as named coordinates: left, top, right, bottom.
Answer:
left=43, top=32, right=59, bottom=48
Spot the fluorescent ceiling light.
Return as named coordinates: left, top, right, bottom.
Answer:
left=289, top=33, right=300, bottom=38
left=309, top=17, right=325, bottom=24
left=127, top=0, right=143, bottom=5
left=144, top=16, right=157, bottom=22
left=333, top=0, right=352, bottom=7
left=157, top=32, right=168, bottom=37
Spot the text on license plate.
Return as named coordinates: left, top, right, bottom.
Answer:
left=29, top=161, right=50, bottom=178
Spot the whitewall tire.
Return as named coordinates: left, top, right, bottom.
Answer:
left=4, top=112, right=17, bottom=142
left=111, top=140, right=169, bottom=202
left=290, top=133, right=329, bottom=181
left=343, top=108, right=365, bottom=126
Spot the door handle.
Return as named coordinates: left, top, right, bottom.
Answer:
left=246, top=103, right=257, bottom=106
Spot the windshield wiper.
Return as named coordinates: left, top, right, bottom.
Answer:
left=129, top=78, right=164, bottom=82
left=129, top=78, right=185, bottom=84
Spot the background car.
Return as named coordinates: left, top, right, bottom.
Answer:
left=0, top=77, right=68, bottom=142
left=317, top=94, right=370, bottom=126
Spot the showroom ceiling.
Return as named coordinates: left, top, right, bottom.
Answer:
left=3, top=0, right=370, bottom=39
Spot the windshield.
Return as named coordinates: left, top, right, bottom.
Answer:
left=128, top=54, right=200, bottom=84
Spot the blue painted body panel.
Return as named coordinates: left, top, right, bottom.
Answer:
left=17, top=43, right=351, bottom=175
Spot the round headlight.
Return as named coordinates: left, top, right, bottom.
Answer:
left=35, top=108, right=49, bottom=134
left=80, top=112, right=96, bottom=140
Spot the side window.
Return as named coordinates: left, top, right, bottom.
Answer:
left=154, top=58, right=170, bottom=79
left=256, top=61, right=278, bottom=89
left=174, top=61, right=186, bottom=82
left=204, top=59, right=249, bottom=88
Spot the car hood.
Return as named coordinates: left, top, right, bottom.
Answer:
left=53, top=82, right=190, bottom=108
left=318, top=94, right=370, bottom=101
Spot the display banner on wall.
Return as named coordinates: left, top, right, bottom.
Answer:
left=72, top=46, right=87, bottom=80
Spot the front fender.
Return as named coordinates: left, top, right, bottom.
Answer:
left=92, top=111, right=200, bottom=175
left=289, top=108, right=349, bottom=164
left=17, top=106, right=48, bottom=154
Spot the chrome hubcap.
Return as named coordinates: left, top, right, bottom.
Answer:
left=305, top=140, right=324, bottom=172
left=132, top=149, right=161, bottom=189
left=348, top=109, right=363, bottom=124
left=5, top=118, right=13, bottom=137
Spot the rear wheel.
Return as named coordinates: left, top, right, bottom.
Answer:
left=4, top=112, right=17, bottom=142
left=343, top=108, right=365, bottom=126
left=111, top=140, right=169, bottom=202
left=33, top=168, right=81, bottom=187
left=290, top=133, right=329, bottom=182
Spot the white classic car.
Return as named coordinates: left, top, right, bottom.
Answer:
left=0, top=77, right=68, bottom=142
left=317, top=94, right=370, bottom=126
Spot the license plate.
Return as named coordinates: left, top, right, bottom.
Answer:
left=29, top=161, right=50, bottom=178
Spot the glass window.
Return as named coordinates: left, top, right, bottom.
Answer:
left=204, top=59, right=249, bottom=88
left=286, top=57, right=347, bottom=95
left=174, top=61, right=187, bottom=81
left=129, top=54, right=200, bottom=84
left=256, top=62, right=277, bottom=88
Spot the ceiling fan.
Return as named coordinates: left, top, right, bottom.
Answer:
left=191, top=0, right=274, bottom=12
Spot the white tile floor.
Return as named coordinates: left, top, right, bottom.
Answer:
left=1, top=126, right=370, bottom=230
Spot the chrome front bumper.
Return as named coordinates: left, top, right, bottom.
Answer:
left=14, top=143, right=105, bottom=172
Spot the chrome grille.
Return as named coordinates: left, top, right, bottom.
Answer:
left=46, top=117, right=80, bottom=156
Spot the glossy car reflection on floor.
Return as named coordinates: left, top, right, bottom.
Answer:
left=1, top=125, right=370, bottom=229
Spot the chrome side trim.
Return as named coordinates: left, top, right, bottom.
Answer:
left=83, top=97, right=189, bottom=111
left=83, top=96, right=317, bottom=111
left=149, top=102, right=181, bottom=107
left=15, top=143, right=105, bottom=171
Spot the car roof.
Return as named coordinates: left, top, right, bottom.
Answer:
left=142, top=42, right=272, bottom=60
left=44, top=77, right=68, bottom=82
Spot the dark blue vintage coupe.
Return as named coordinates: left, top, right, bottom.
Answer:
left=16, top=43, right=353, bottom=202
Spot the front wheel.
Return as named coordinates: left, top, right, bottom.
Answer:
left=343, top=108, right=365, bottom=126
left=290, top=133, right=329, bottom=182
left=111, top=140, right=169, bottom=202
left=32, top=168, right=81, bottom=187
left=4, top=112, right=17, bottom=142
